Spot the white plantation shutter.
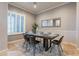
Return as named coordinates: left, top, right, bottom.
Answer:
left=8, top=11, right=25, bottom=35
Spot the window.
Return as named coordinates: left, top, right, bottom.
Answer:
left=8, top=11, right=25, bottom=35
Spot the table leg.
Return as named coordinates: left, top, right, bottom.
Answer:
left=43, top=38, right=45, bottom=48
left=50, top=40, right=51, bottom=47
left=43, top=38, right=48, bottom=51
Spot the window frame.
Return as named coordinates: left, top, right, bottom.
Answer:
left=8, top=11, right=26, bottom=35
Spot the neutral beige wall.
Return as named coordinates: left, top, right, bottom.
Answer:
left=36, top=2, right=76, bottom=31
left=0, top=3, right=8, bottom=51
left=8, top=5, right=35, bottom=41
left=36, top=2, right=76, bottom=43
left=76, top=3, right=79, bottom=47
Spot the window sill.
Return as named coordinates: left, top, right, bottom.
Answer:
left=8, top=32, right=24, bottom=35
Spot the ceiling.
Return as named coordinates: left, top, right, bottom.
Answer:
left=9, top=2, right=69, bottom=15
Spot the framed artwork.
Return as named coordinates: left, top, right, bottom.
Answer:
left=41, top=18, right=61, bottom=27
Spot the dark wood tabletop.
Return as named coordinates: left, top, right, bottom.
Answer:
left=25, top=32, right=59, bottom=39
left=25, top=32, right=59, bottom=51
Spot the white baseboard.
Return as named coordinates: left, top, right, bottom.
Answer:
left=8, top=39, right=24, bottom=44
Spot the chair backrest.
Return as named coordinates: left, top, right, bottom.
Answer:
left=58, top=36, right=64, bottom=45
left=23, top=33, right=30, bottom=41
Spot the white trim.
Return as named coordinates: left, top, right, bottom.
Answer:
left=8, top=39, right=24, bottom=44
left=37, top=2, right=70, bottom=14
left=8, top=11, right=26, bottom=35
left=8, top=32, right=24, bottom=35
left=8, top=3, right=35, bottom=15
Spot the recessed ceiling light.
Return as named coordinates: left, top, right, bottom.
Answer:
left=33, top=2, right=37, bottom=8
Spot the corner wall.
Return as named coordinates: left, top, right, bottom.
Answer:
left=0, top=3, right=8, bottom=51
left=76, top=3, right=79, bottom=47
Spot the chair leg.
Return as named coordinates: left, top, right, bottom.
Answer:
left=57, top=45, right=63, bottom=56
left=60, top=45, right=63, bottom=52
left=59, top=45, right=64, bottom=55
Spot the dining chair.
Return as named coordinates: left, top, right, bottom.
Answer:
left=28, top=35, right=43, bottom=56
left=50, top=36, right=64, bottom=56
left=23, top=33, right=30, bottom=50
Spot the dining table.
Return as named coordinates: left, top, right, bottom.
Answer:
left=25, top=32, right=59, bottom=51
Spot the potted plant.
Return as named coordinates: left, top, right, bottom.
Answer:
left=32, top=23, right=38, bottom=33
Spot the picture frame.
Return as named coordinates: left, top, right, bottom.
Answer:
left=41, top=18, right=61, bottom=28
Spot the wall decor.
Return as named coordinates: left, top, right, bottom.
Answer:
left=41, top=18, right=61, bottom=27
